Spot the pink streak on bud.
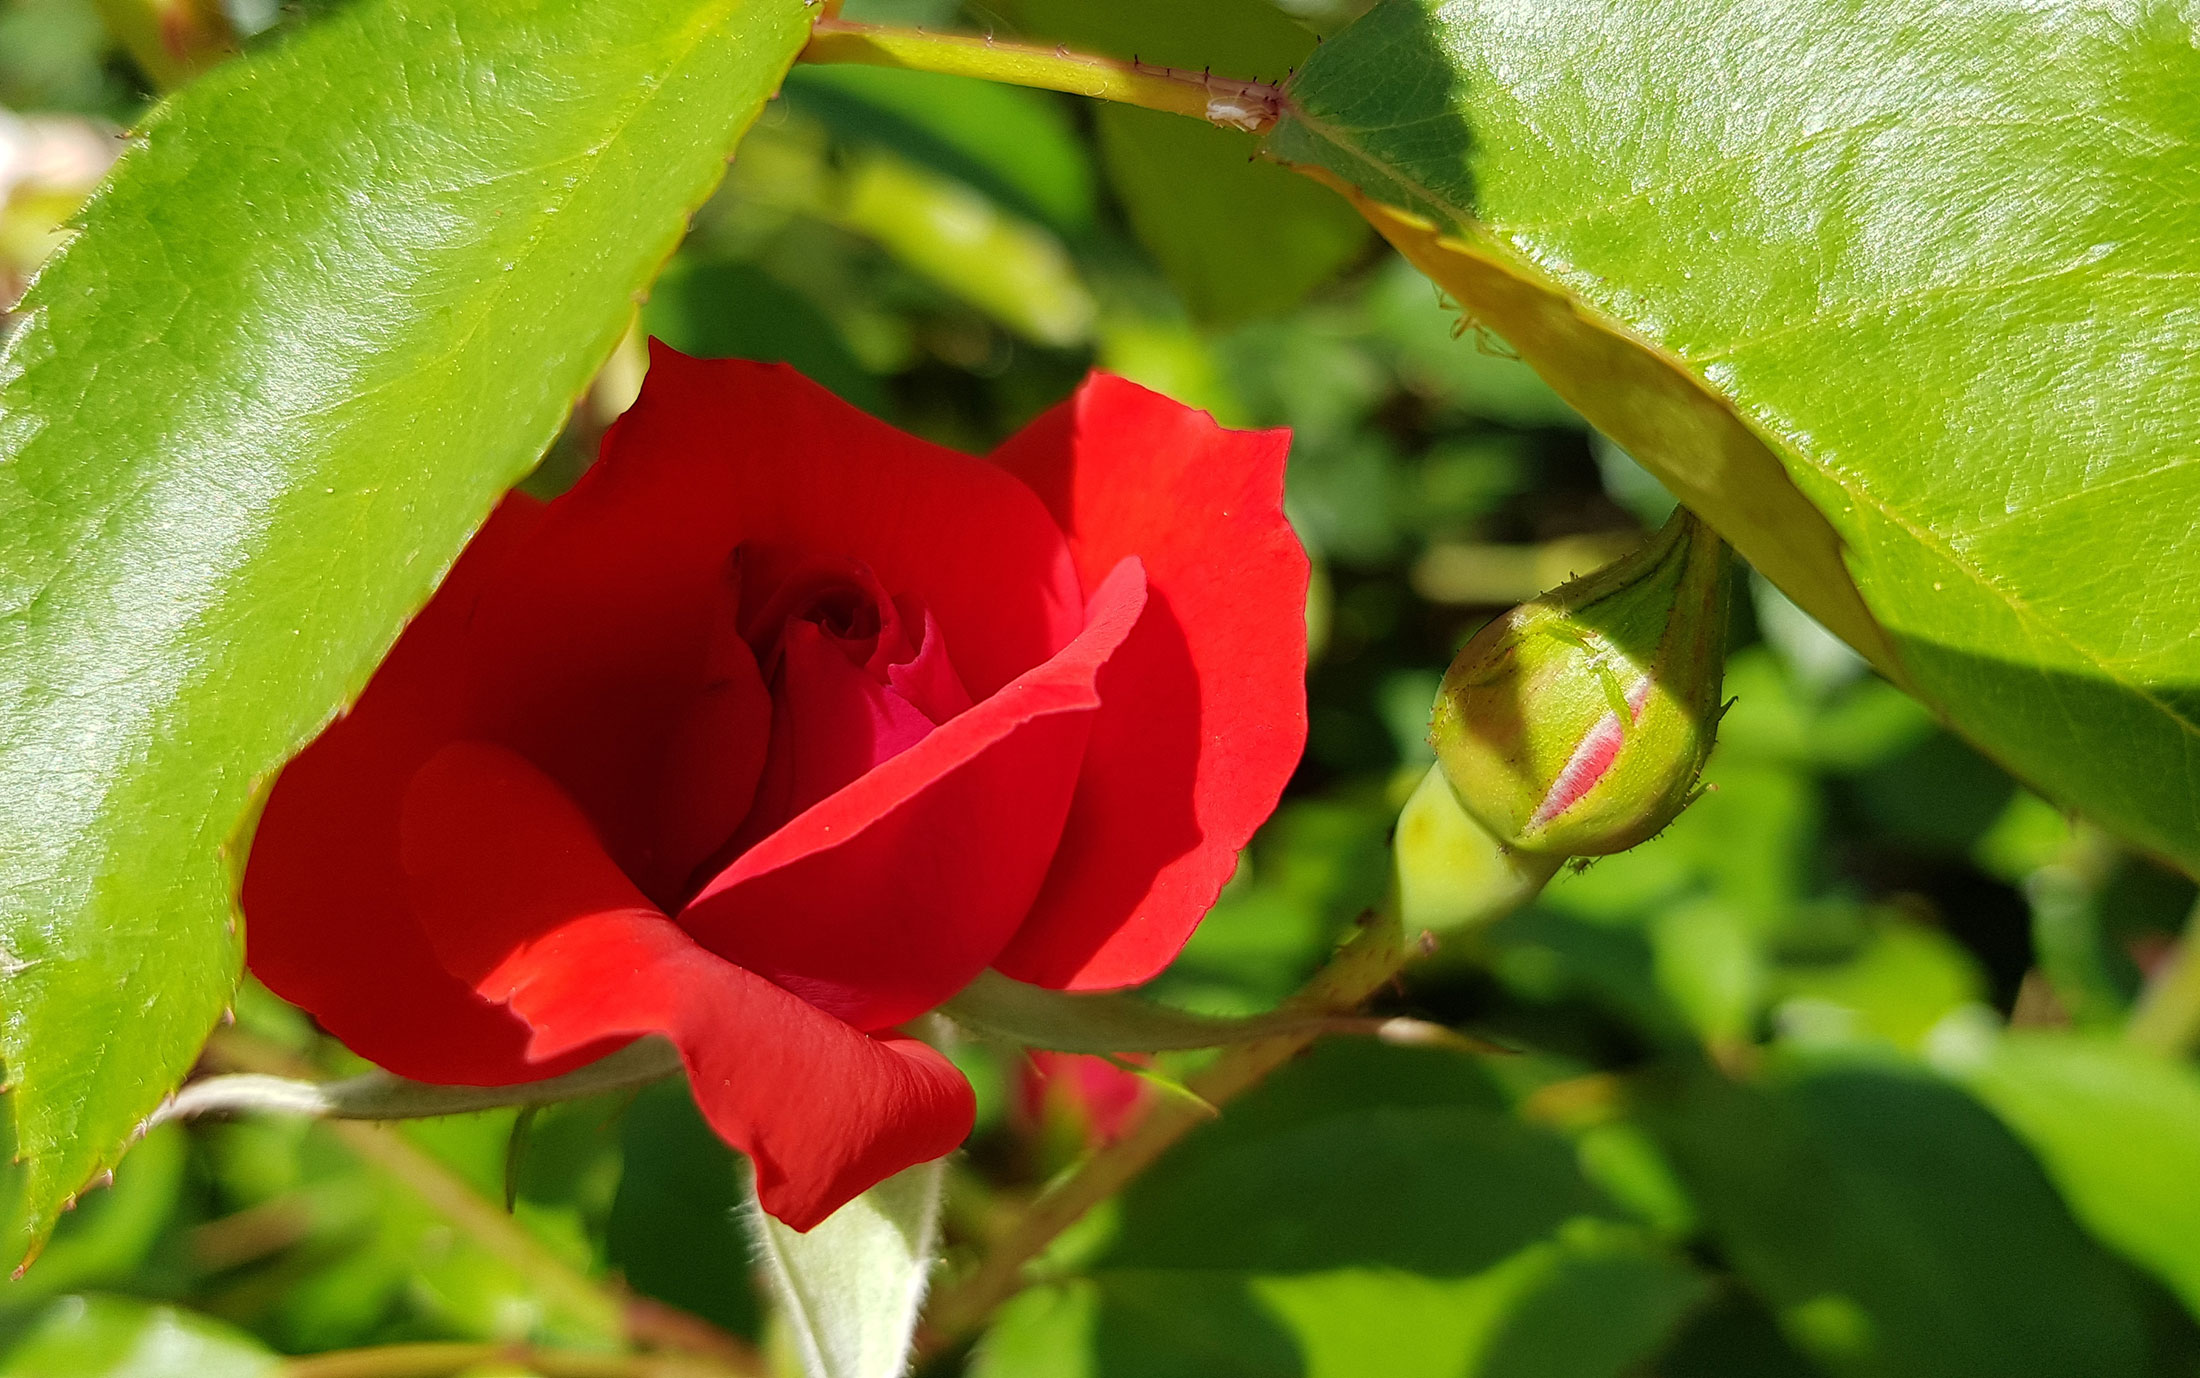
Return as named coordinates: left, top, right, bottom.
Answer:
left=1526, top=674, right=1654, bottom=831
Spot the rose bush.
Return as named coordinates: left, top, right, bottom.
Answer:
left=241, top=345, right=1307, bottom=1228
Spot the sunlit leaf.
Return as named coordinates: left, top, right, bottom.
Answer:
left=0, top=0, right=814, bottom=1257
left=1271, top=0, right=2200, bottom=869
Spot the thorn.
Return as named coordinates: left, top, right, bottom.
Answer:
left=220, top=1006, right=235, bottom=1025
left=92, top=1169, right=114, bottom=1191
left=1417, top=929, right=1441, bottom=957
left=59, top=1194, right=76, bottom=1213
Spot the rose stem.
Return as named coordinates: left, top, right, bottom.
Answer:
left=277, top=1341, right=736, bottom=1377
left=917, top=904, right=1411, bottom=1349
left=796, top=18, right=1288, bottom=134
left=203, top=1029, right=765, bottom=1376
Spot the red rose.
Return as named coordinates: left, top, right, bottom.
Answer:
left=242, top=345, right=1307, bottom=1228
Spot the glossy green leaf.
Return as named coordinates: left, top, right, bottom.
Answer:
left=0, top=1295, right=276, bottom=1378
left=0, top=1126, right=183, bottom=1311
left=1269, top=0, right=2200, bottom=870
left=0, top=0, right=813, bottom=1257
left=1938, top=1030, right=2200, bottom=1319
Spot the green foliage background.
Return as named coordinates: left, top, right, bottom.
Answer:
left=4, top=0, right=2198, bottom=1374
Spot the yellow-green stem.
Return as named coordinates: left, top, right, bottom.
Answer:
left=798, top=19, right=1285, bottom=133
left=277, top=1342, right=734, bottom=1378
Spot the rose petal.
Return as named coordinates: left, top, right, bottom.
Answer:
left=243, top=498, right=580, bottom=1086
left=400, top=741, right=973, bottom=1230
left=462, top=486, right=772, bottom=911
left=508, top=344, right=1083, bottom=703
left=989, top=376, right=1307, bottom=989
left=734, top=617, right=942, bottom=843
left=678, top=559, right=1150, bottom=1031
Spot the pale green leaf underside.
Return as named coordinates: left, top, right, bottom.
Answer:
left=1271, top=0, right=2200, bottom=870
left=0, top=0, right=813, bottom=1256
left=754, top=1160, right=946, bottom=1378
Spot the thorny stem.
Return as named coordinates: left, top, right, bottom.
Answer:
left=797, top=19, right=1288, bottom=134
left=917, top=905, right=1411, bottom=1348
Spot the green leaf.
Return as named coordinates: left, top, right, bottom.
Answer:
left=1647, top=1056, right=2156, bottom=1377
left=0, top=1295, right=276, bottom=1378
left=1268, top=0, right=2200, bottom=870
left=0, top=0, right=814, bottom=1258
left=1937, top=1030, right=2200, bottom=1320
left=0, top=1126, right=184, bottom=1311
left=752, top=1159, right=945, bottom=1378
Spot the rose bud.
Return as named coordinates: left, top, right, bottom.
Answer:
left=1427, top=507, right=1730, bottom=857
left=241, top=346, right=1309, bottom=1230
left=1015, top=1050, right=1153, bottom=1152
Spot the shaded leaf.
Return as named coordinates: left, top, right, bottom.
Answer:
left=1648, top=1057, right=2155, bottom=1377
left=1097, top=106, right=1371, bottom=324
left=1938, top=1030, right=2200, bottom=1321
left=607, top=1080, right=763, bottom=1340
